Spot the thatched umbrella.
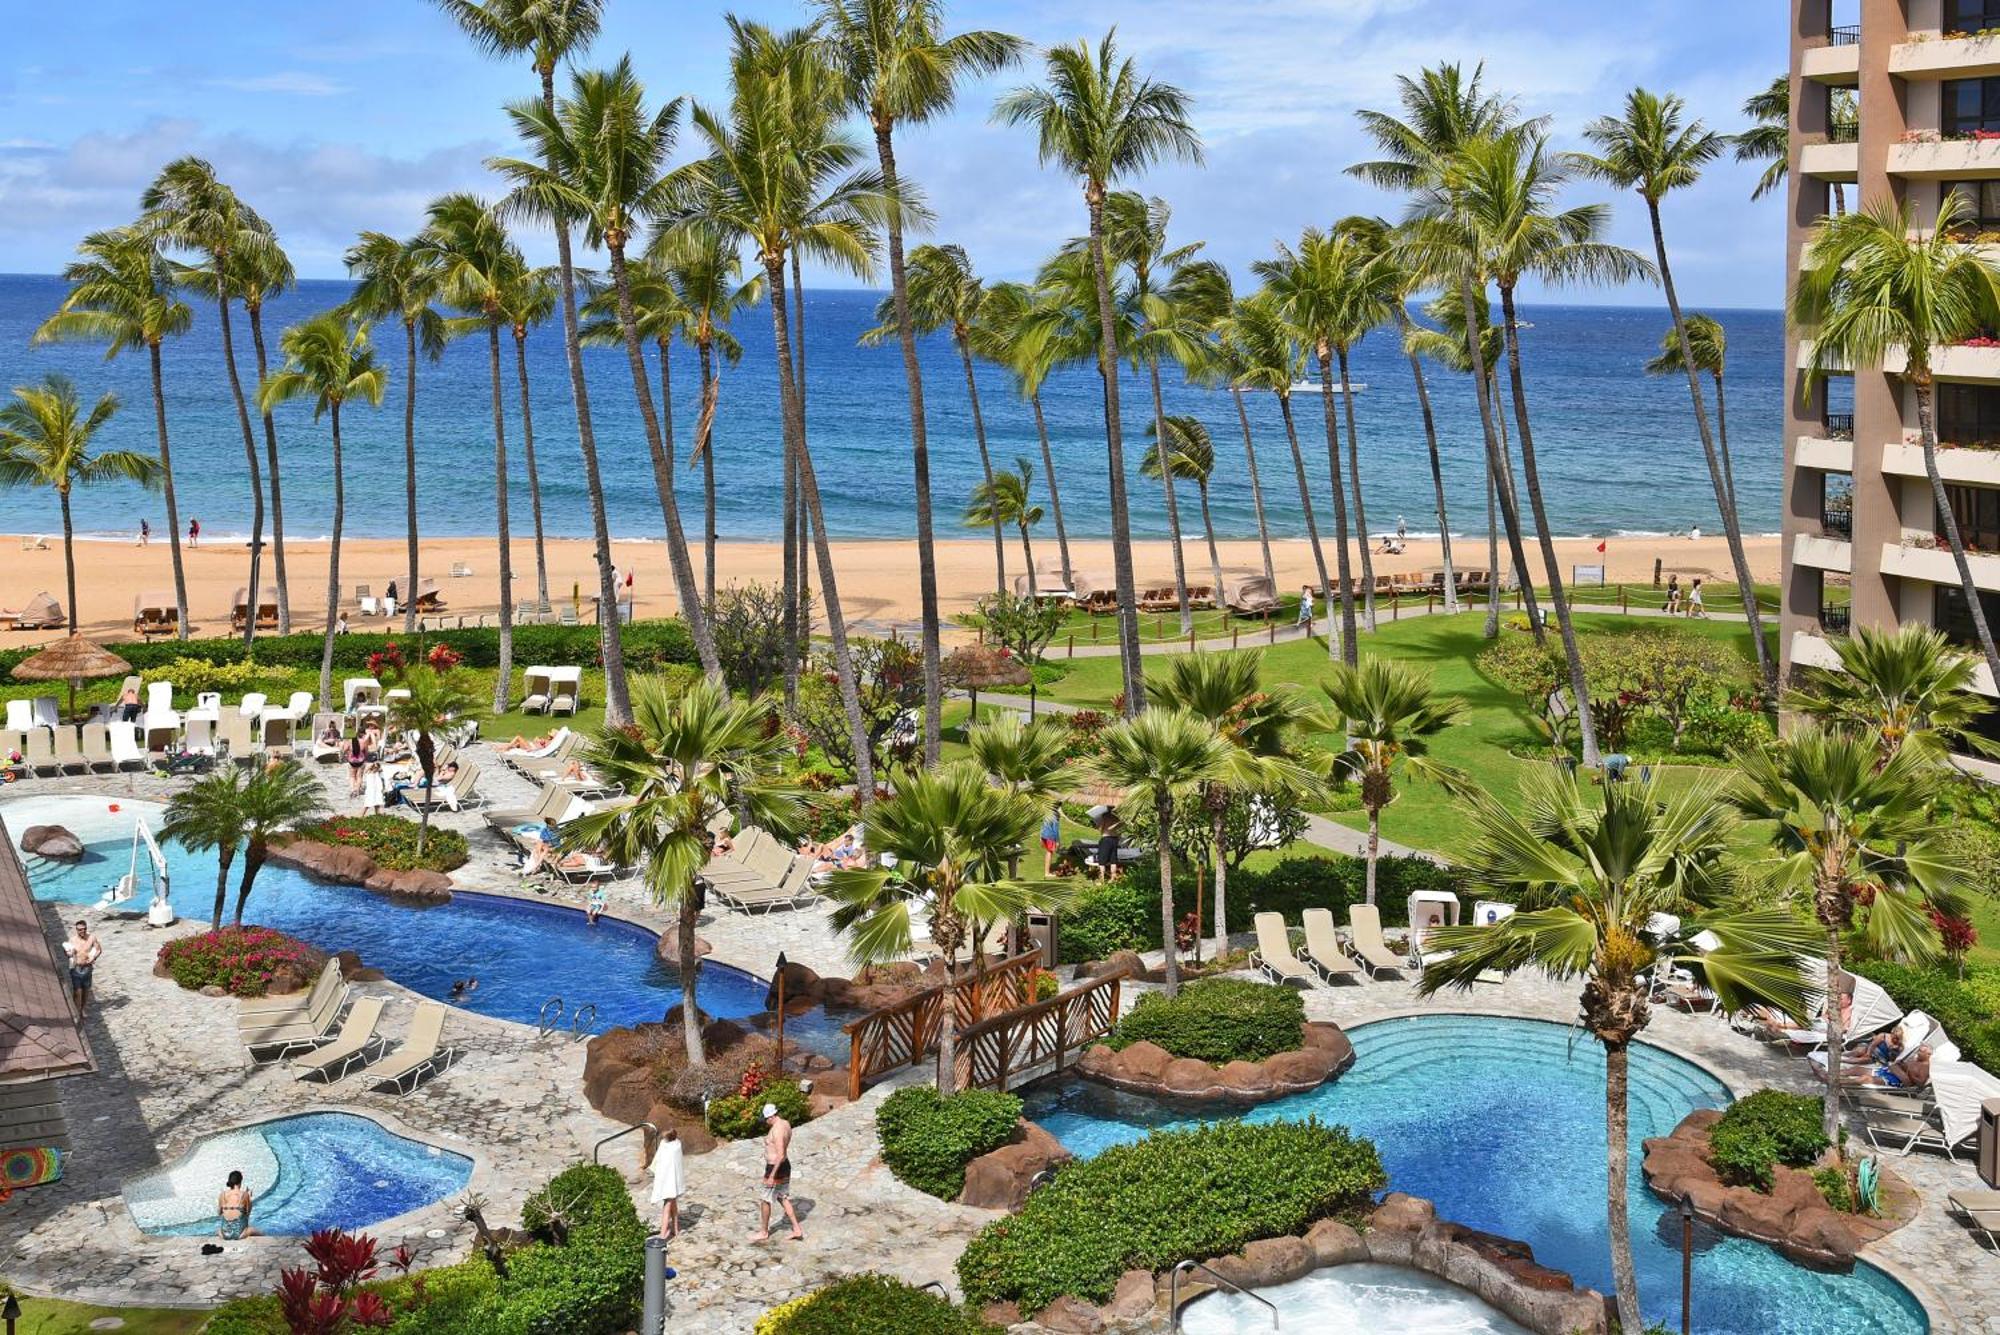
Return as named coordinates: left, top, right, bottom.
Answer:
left=11, top=635, right=132, bottom=718
left=944, top=643, right=1031, bottom=723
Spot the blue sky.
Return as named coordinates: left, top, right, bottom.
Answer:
left=0, top=0, right=1787, bottom=306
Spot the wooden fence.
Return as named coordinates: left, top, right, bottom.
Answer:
left=950, top=971, right=1123, bottom=1095
left=843, top=949, right=1044, bottom=1100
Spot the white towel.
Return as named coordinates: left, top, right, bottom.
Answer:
left=649, top=1140, right=684, bottom=1203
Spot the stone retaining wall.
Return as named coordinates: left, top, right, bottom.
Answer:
left=1073, top=1021, right=1355, bottom=1104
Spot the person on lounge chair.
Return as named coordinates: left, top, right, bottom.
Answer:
left=1873, top=1045, right=1933, bottom=1090
left=505, top=729, right=558, bottom=754
left=519, top=835, right=597, bottom=878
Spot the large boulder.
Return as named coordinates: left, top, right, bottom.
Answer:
left=20, top=825, right=83, bottom=860
left=1304, top=1218, right=1367, bottom=1267
left=362, top=867, right=453, bottom=903
left=1078, top=949, right=1145, bottom=982
left=1077, top=1025, right=1354, bottom=1104
left=1034, top=1295, right=1105, bottom=1333
left=268, top=838, right=377, bottom=885
left=1104, top=1270, right=1157, bottom=1320
left=655, top=932, right=714, bottom=966
left=958, top=1119, right=1073, bottom=1212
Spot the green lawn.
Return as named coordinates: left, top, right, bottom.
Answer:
left=0, top=1292, right=206, bottom=1335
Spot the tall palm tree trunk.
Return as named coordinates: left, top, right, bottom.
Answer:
left=1713, top=369, right=1739, bottom=514
left=1156, top=794, right=1181, bottom=997
left=1195, top=481, right=1225, bottom=614
left=698, top=340, right=719, bottom=607
left=960, top=338, right=1007, bottom=592
left=1085, top=188, right=1145, bottom=714
left=1338, top=347, right=1377, bottom=631
left=873, top=124, right=945, bottom=765
left=1459, top=279, right=1544, bottom=640
left=1364, top=790, right=1384, bottom=904
left=320, top=403, right=345, bottom=710
left=606, top=244, right=720, bottom=680
left=1314, top=347, right=1358, bottom=664
left=1209, top=802, right=1231, bottom=955
left=402, top=320, right=421, bottom=634
left=208, top=852, right=235, bottom=933
left=148, top=342, right=190, bottom=640
left=1485, top=440, right=1501, bottom=637
left=679, top=897, right=704, bottom=1065
left=542, top=65, right=630, bottom=726
left=1147, top=361, right=1193, bottom=634
left=247, top=303, right=289, bottom=634
left=1916, top=375, right=2000, bottom=681
left=937, top=941, right=959, bottom=1095
left=1646, top=203, right=1773, bottom=690
left=781, top=413, right=800, bottom=707
left=513, top=329, right=551, bottom=611
left=1396, top=308, right=1457, bottom=613
left=216, top=293, right=265, bottom=647
left=57, top=489, right=77, bottom=643
left=486, top=323, right=515, bottom=714
left=1231, top=387, right=1277, bottom=592
left=1029, top=392, right=1073, bottom=588
left=1277, top=395, right=1335, bottom=649
left=793, top=253, right=813, bottom=653
left=767, top=259, right=875, bottom=805
left=1820, top=916, right=1848, bottom=1147
left=1497, top=283, right=1599, bottom=767
left=1604, top=1039, right=1643, bottom=1334
left=1019, top=522, right=1037, bottom=596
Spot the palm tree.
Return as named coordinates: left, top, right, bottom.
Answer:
left=160, top=767, right=252, bottom=931
left=32, top=226, right=193, bottom=639
left=1798, top=193, right=2000, bottom=686
left=568, top=678, right=801, bottom=1064
left=499, top=263, right=560, bottom=612
left=0, top=376, right=158, bottom=632
left=965, top=458, right=1044, bottom=594
left=1579, top=89, right=1773, bottom=692
left=1423, top=770, right=1817, bottom=1335
left=1325, top=219, right=1407, bottom=632
left=814, top=0, right=1024, bottom=766
left=1228, top=293, right=1336, bottom=629
left=1730, top=729, right=1968, bottom=1145
left=967, top=712, right=1076, bottom=884
left=344, top=231, right=446, bottom=635
left=1142, top=415, right=1225, bottom=606
left=1205, top=296, right=1278, bottom=593
left=433, top=0, right=634, bottom=724
left=256, top=311, right=387, bottom=709
left=497, top=60, right=723, bottom=681
left=865, top=243, right=1007, bottom=591
left=385, top=665, right=479, bottom=857
left=234, top=240, right=298, bottom=633
left=416, top=194, right=523, bottom=712
left=996, top=32, right=1202, bottom=714
left=1319, top=658, right=1466, bottom=904
left=1786, top=623, right=1996, bottom=762
left=824, top=761, right=1059, bottom=1091
left=1735, top=75, right=1855, bottom=214
left=973, top=279, right=1073, bottom=587
left=141, top=158, right=276, bottom=648
left=672, top=22, right=888, bottom=800
left=1645, top=313, right=1737, bottom=514
left=1089, top=708, right=1233, bottom=996
left=228, top=762, right=328, bottom=927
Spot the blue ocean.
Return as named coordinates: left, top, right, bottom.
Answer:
left=0, top=273, right=1785, bottom=545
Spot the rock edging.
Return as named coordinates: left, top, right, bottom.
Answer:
left=1073, top=1021, right=1355, bottom=1105
left=957, top=1118, right=1073, bottom=1212
left=267, top=837, right=453, bottom=904
left=1641, top=1108, right=1916, bottom=1272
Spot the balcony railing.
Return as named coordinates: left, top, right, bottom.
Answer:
left=1821, top=504, right=1854, bottom=538
left=1828, top=120, right=1861, bottom=143
left=1824, top=412, right=1855, bottom=440
left=1829, top=24, right=1860, bottom=46
left=1819, top=604, right=1852, bottom=635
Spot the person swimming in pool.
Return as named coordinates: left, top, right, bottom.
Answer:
left=217, top=1170, right=255, bottom=1239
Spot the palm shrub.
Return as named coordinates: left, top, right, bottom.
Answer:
left=875, top=1086, right=1023, bottom=1200
left=385, top=664, right=479, bottom=857
left=1785, top=623, right=1996, bottom=763
left=1319, top=657, right=1466, bottom=905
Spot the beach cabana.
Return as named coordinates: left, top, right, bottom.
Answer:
left=230, top=588, right=280, bottom=632
left=1407, top=890, right=1460, bottom=952
left=547, top=666, right=583, bottom=717
left=413, top=578, right=445, bottom=613
left=521, top=666, right=556, bottom=715
left=9, top=636, right=131, bottom=720
left=1472, top=900, right=1516, bottom=927
left=1068, top=571, right=1116, bottom=614
left=1223, top=574, right=1279, bottom=618
left=132, top=592, right=178, bottom=638
left=343, top=678, right=382, bottom=714
left=259, top=708, right=297, bottom=753
left=0, top=592, right=65, bottom=632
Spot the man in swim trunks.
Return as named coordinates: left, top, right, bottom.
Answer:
left=65, top=920, right=101, bottom=1013
left=217, top=1169, right=255, bottom=1239
left=750, top=1102, right=803, bottom=1243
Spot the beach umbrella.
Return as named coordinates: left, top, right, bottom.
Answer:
left=10, top=635, right=131, bottom=718
left=944, top=644, right=1030, bottom=723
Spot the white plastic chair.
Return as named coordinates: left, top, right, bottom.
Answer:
left=286, top=691, right=313, bottom=719
left=238, top=692, right=267, bottom=720
left=359, top=596, right=379, bottom=617
left=182, top=717, right=216, bottom=756
left=107, top=721, right=147, bottom=770
left=3, top=700, right=31, bottom=733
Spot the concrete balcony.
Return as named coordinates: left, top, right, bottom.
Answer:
left=1789, top=630, right=1845, bottom=672
left=1795, top=436, right=1855, bottom=472
left=1890, top=33, right=2000, bottom=79
left=1882, top=441, right=2000, bottom=484
left=1804, top=41, right=1863, bottom=84
left=1792, top=532, right=1854, bottom=574
left=1877, top=343, right=2000, bottom=380
left=1887, top=137, right=2000, bottom=179
left=1801, top=141, right=1860, bottom=182
left=1879, top=540, right=2000, bottom=590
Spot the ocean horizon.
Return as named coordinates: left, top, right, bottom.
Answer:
left=0, top=274, right=1794, bottom=547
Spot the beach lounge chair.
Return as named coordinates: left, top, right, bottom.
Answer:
left=414, top=578, right=445, bottom=613
left=1857, top=1092, right=1955, bottom=1159
left=451, top=561, right=472, bottom=578
left=513, top=735, right=586, bottom=781
left=79, top=723, right=115, bottom=772
left=484, top=783, right=573, bottom=834
left=502, top=726, right=574, bottom=768
left=369, top=1003, right=458, bottom=1095
left=23, top=729, right=59, bottom=776
left=143, top=681, right=179, bottom=745
left=107, top=722, right=146, bottom=770
left=547, top=666, right=582, bottom=716
left=133, top=592, right=176, bottom=637
left=310, top=714, right=346, bottom=762
left=1250, top=912, right=1317, bottom=988
left=289, top=995, right=390, bottom=1083
left=240, top=967, right=350, bottom=1057
left=1300, top=908, right=1365, bottom=985
left=237, top=692, right=266, bottom=721
left=50, top=726, right=89, bottom=775
left=1948, top=1189, right=2000, bottom=1249
left=3, top=700, right=31, bottom=733
left=553, top=851, right=621, bottom=885
left=711, top=857, right=818, bottom=914
left=1137, top=583, right=1181, bottom=614
left=1345, top=904, right=1407, bottom=979
left=520, top=667, right=555, bottom=715
left=259, top=710, right=296, bottom=753
left=405, top=762, right=481, bottom=814
left=239, top=959, right=346, bottom=1021
left=0, top=729, right=23, bottom=766
left=181, top=717, right=216, bottom=756
left=219, top=713, right=256, bottom=764
left=0, top=592, right=65, bottom=631
left=229, top=587, right=254, bottom=632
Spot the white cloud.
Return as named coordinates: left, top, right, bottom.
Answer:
left=205, top=72, right=347, bottom=97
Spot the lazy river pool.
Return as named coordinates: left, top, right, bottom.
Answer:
left=4, top=793, right=851, bottom=1056
left=1022, top=1014, right=1928, bottom=1335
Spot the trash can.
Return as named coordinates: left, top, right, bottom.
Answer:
left=1024, top=911, right=1059, bottom=969
left=1980, top=1099, right=2000, bottom=1189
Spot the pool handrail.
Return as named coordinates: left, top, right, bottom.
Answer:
left=593, top=1120, right=657, bottom=1165
left=570, top=1002, right=597, bottom=1038
left=537, top=995, right=564, bottom=1038
left=1170, top=1258, right=1279, bottom=1332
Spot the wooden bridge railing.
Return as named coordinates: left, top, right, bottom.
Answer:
left=843, top=949, right=1044, bottom=1099
left=951, top=971, right=1123, bottom=1095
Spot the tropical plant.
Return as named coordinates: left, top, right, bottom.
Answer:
left=0, top=375, right=157, bottom=631
left=1319, top=658, right=1467, bottom=905
left=965, top=458, right=1045, bottom=594
left=255, top=311, right=387, bottom=708
left=1729, top=728, right=1970, bottom=1144
left=231, top=237, right=299, bottom=634
left=1734, top=75, right=1854, bottom=213
left=1225, top=293, right=1336, bottom=623
left=32, top=226, right=192, bottom=638
left=160, top=766, right=254, bottom=931
left=996, top=31, right=1202, bottom=714
left=1140, top=415, right=1225, bottom=617
left=1421, top=771, right=1817, bottom=1333
left=1578, top=88, right=1772, bottom=692
left=230, top=761, right=330, bottom=927
left=566, top=678, right=802, bottom=1064
left=1645, top=313, right=1735, bottom=506
left=1797, top=193, right=2000, bottom=686
left=824, top=761, right=1068, bottom=1090
left=499, top=261, right=561, bottom=611
left=1787, top=623, right=1997, bottom=763
left=343, top=230, right=446, bottom=635
left=1088, top=708, right=1233, bottom=995
left=383, top=665, right=479, bottom=857
left=971, top=279, right=1073, bottom=588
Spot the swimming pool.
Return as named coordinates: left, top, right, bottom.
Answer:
left=1022, top=1015, right=1928, bottom=1335
left=123, top=1111, right=473, bottom=1237
left=3, top=794, right=851, bottom=1055
left=1181, top=1262, right=1531, bottom=1334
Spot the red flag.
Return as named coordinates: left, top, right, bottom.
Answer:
left=1596, top=541, right=1607, bottom=554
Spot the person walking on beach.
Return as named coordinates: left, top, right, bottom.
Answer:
left=1687, top=578, right=1706, bottom=619
left=138, top=517, right=149, bottom=546
left=1689, top=523, right=1700, bottom=543
left=1664, top=575, right=1681, bottom=616
left=751, top=1103, right=803, bottom=1243
left=217, top=1170, right=256, bottom=1239
left=188, top=517, right=199, bottom=547
left=649, top=1129, right=683, bottom=1240
left=1396, top=514, right=1407, bottom=541
left=1297, top=585, right=1316, bottom=634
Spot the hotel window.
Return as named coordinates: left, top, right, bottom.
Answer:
left=1935, top=585, right=2000, bottom=655
left=1950, top=1, right=2000, bottom=32
left=1943, top=77, right=2000, bottom=136
left=1937, top=384, right=2000, bottom=445
left=1943, top=182, right=2000, bottom=232
left=1942, top=484, right=2000, bottom=551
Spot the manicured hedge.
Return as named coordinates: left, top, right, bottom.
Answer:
left=1106, top=977, right=1305, bottom=1064
left=1851, top=960, right=2000, bottom=1077
left=876, top=1086, right=1024, bottom=1201
left=291, top=814, right=469, bottom=872
left=756, top=1274, right=999, bottom=1335
left=955, top=1119, right=1386, bottom=1315
left=1708, top=1090, right=1829, bottom=1192
left=1058, top=854, right=1472, bottom=964
left=706, top=1078, right=813, bottom=1141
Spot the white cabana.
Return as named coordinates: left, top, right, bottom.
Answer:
left=259, top=710, right=296, bottom=750
left=344, top=677, right=382, bottom=713
left=548, top=665, right=583, bottom=716
left=1471, top=901, right=1515, bottom=927
left=521, top=666, right=556, bottom=715
left=1407, top=890, right=1460, bottom=945
left=1932, top=1059, right=2000, bottom=1149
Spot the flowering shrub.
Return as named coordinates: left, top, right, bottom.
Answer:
left=737, top=1060, right=772, bottom=1099
left=290, top=814, right=467, bottom=872
left=706, top=1078, right=813, bottom=1140
left=158, top=927, right=325, bottom=998
left=425, top=643, right=462, bottom=672
left=1932, top=907, right=1978, bottom=967
left=365, top=642, right=406, bottom=679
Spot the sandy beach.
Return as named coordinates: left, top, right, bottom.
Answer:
left=1, top=531, right=1782, bottom=647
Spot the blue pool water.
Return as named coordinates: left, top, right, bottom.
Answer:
left=124, top=1111, right=473, bottom=1237
left=4, top=794, right=850, bottom=1055
left=1022, top=1015, right=1928, bottom=1335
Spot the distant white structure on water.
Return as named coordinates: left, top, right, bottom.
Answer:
left=1286, top=381, right=1366, bottom=395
